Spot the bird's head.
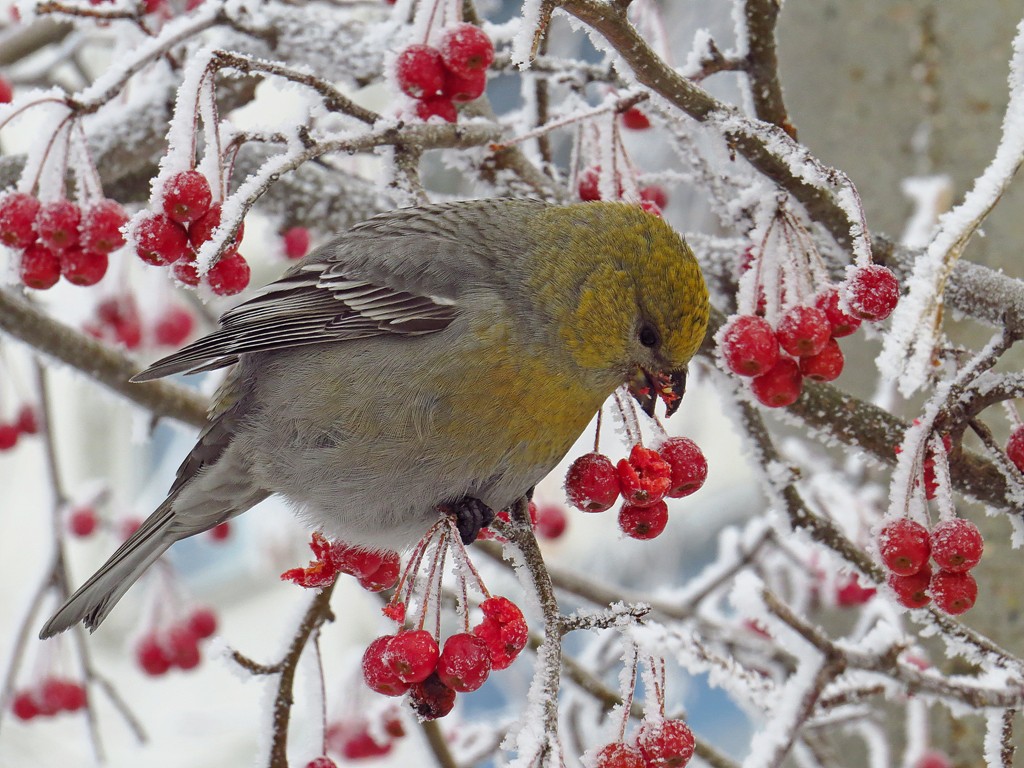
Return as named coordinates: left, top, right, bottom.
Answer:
left=525, top=202, right=710, bottom=417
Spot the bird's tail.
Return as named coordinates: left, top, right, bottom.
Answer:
left=40, top=497, right=179, bottom=638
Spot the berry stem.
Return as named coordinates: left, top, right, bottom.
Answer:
left=928, top=435, right=956, bottom=522
left=617, top=644, right=639, bottom=743
left=612, top=388, right=643, bottom=446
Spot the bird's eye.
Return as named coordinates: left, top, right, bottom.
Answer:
left=639, top=323, right=659, bottom=348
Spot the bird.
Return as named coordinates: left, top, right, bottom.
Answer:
left=40, top=198, right=709, bottom=637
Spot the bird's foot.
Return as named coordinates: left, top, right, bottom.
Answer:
left=441, top=497, right=496, bottom=544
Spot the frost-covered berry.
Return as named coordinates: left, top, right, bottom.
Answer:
left=60, top=248, right=108, bottom=286
left=172, top=256, right=200, bottom=286
left=845, top=264, right=899, bottom=321
left=386, top=629, right=439, bottom=684
left=776, top=305, right=831, bottom=358
left=35, top=200, right=81, bottom=252
left=618, top=499, right=669, bottom=540
left=593, top=742, right=646, bottom=768
left=1006, top=426, right=1024, bottom=474
left=639, top=185, right=668, bottom=210
left=637, top=719, right=696, bottom=768
left=442, top=68, right=486, bottom=102
left=362, top=636, right=409, bottom=696
left=929, top=519, right=983, bottom=573
left=19, top=244, right=61, bottom=289
left=135, top=212, right=190, bottom=266
left=414, top=96, right=458, bottom=122
left=721, top=315, right=779, bottom=376
left=878, top=518, right=930, bottom=576
left=409, top=672, right=456, bottom=720
left=473, top=596, right=527, bottom=670
left=439, top=23, right=494, bottom=76
left=929, top=569, right=977, bottom=615
left=617, top=444, right=671, bottom=507
left=815, top=287, right=861, bottom=338
left=80, top=199, right=127, bottom=254
left=577, top=166, right=602, bottom=201
left=888, top=563, right=932, bottom=609
left=835, top=574, right=876, bottom=606
left=750, top=357, right=802, bottom=408
left=565, top=452, right=620, bottom=512
left=621, top=107, right=651, bottom=130
left=162, top=170, right=212, bottom=225
left=799, top=338, right=844, bottom=382
left=206, top=252, right=251, bottom=296
left=436, top=632, right=491, bottom=692
left=0, top=192, right=40, bottom=248
left=189, top=203, right=244, bottom=251
left=658, top=436, right=707, bottom=498
left=396, top=45, right=446, bottom=99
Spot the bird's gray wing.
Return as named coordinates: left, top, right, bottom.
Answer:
left=132, top=200, right=546, bottom=382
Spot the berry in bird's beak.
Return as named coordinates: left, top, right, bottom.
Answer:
left=627, top=367, right=687, bottom=417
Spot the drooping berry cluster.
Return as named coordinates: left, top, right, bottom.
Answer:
left=11, top=677, right=87, bottom=721
left=879, top=517, right=983, bottom=615
left=326, top=711, right=404, bottom=759
left=132, top=171, right=250, bottom=296
left=363, top=595, right=526, bottom=719
left=281, top=532, right=401, bottom=592
left=720, top=265, right=900, bottom=408
left=396, top=23, right=494, bottom=123
left=0, top=192, right=127, bottom=290
left=590, top=718, right=696, bottom=768
left=82, top=294, right=195, bottom=350
left=563, top=438, right=707, bottom=540
left=135, top=606, right=219, bottom=675
left=0, top=403, right=38, bottom=452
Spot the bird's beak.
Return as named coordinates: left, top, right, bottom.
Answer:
left=627, top=366, right=687, bottom=418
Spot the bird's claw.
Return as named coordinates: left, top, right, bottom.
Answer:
left=443, top=497, right=496, bottom=544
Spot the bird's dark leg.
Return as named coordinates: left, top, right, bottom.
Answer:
left=442, top=497, right=496, bottom=544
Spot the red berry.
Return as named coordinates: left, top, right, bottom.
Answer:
left=60, top=248, right=108, bottom=286
left=57, top=681, right=86, bottom=711
left=386, top=629, right=439, bottom=684
left=565, top=452, right=620, bottom=512
left=658, top=437, right=708, bottom=498
left=845, top=264, right=900, bottom=321
left=11, top=691, right=39, bottom=720
left=0, top=77, right=12, bottom=104
left=396, top=45, right=446, bottom=99
left=877, top=518, right=930, bottom=576
left=639, top=200, right=663, bottom=217
left=439, top=23, right=494, bottom=76
left=35, top=200, right=81, bottom=252
left=617, top=444, right=672, bottom=507
left=15, top=404, right=38, bottom=435
left=137, top=634, right=171, bottom=676
left=281, top=226, right=310, bottom=259
left=621, top=107, right=651, bottom=130
left=799, top=338, right=844, bottom=382
left=414, top=96, right=457, bottom=122
left=835, top=574, right=876, bottom=606
left=69, top=507, right=98, bottom=537
left=135, top=212, right=190, bottom=265
left=358, top=553, right=401, bottom=592
left=578, top=166, right=602, bottom=201
left=776, top=305, right=831, bottom=358
left=154, top=306, right=195, bottom=347
left=188, top=607, right=218, bottom=639
left=0, top=192, right=40, bottom=248
left=437, top=632, right=492, bottom=692
left=0, top=423, right=18, bottom=451
left=618, top=499, right=669, bottom=539
left=162, top=170, right=213, bottom=225
left=888, top=562, right=932, bottom=609
left=639, top=185, right=668, bottom=210
left=442, top=67, right=486, bottom=102
left=188, top=203, right=244, bottom=251
left=930, top=519, right=983, bottom=573
left=594, top=742, right=646, bottom=768
left=721, top=315, right=779, bottom=376
left=168, top=625, right=201, bottom=669
left=473, top=596, right=528, bottom=670
left=534, top=504, right=568, bottom=539
left=94, top=296, right=143, bottom=349
left=362, top=636, right=410, bottom=696
left=637, top=719, right=696, bottom=768
left=304, top=758, right=338, bottom=768
left=206, top=252, right=251, bottom=296
left=172, top=255, right=201, bottom=286
left=80, top=199, right=128, bottom=254
left=750, top=357, right=803, bottom=408
left=929, top=569, right=977, bottom=615
left=1007, top=425, right=1024, bottom=473
left=19, top=244, right=61, bottom=289
left=208, top=521, right=230, bottom=541
left=341, top=728, right=393, bottom=759
left=915, top=751, right=952, bottom=768
left=409, top=672, right=456, bottom=720
left=815, top=288, right=861, bottom=338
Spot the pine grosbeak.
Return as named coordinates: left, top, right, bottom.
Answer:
left=41, top=199, right=709, bottom=636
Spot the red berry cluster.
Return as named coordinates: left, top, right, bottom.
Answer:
left=281, top=532, right=400, bottom=592
left=82, top=295, right=195, bottom=350
left=0, top=192, right=127, bottom=290
left=135, top=607, right=218, bottom=675
left=11, top=677, right=87, bottom=721
left=0, top=403, right=38, bottom=452
left=564, top=438, right=707, bottom=540
left=396, top=23, right=494, bottom=123
left=879, top=517, right=983, bottom=615
left=326, top=713, right=404, bottom=759
left=134, top=171, right=249, bottom=296
left=577, top=165, right=667, bottom=217
left=590, top=719, right=696, bottom=768
left=362, top=596, right=526, bottom=719
left=720, top=266, right=900, bottom=408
